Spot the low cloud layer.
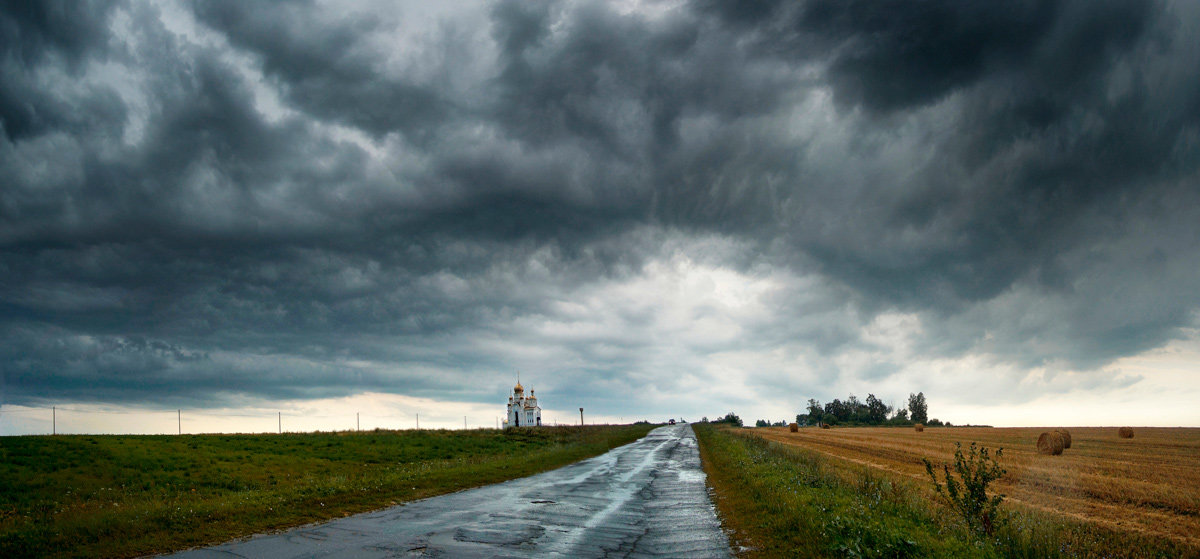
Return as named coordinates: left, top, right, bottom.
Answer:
left=3, top=0, right=1199, bottom=425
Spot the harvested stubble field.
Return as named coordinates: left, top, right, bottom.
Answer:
left=753, top=426, right=1200, bottom=550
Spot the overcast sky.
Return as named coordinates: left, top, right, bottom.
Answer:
left=3, top=0, right=1200, bottom=433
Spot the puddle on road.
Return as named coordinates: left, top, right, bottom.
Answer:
left=454, top=523, right=544, bottom=545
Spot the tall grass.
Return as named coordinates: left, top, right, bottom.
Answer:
left=695, top=424, right=1191, bottom=558
left=0, top=425, right=655, bottom=558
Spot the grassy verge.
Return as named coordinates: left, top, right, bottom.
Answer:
left=0, top=424, right=655, bottom=558
left=694, top=424, right=1190, bottom=558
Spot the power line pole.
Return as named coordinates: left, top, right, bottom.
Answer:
left=416, top=413, right=419, bottom=429
left=357, top=412, right=360, bottom=431
left=53, top=406, right=56, bottom=435
left=579, top=407, right=584, bottom=426
left=464, top=416, right=467, bottom=430
left=178, top=409, right=181, bottom=435
left=278, top=411, right=281, bottom=434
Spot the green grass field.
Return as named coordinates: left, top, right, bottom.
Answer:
left=0, top=424, right=656, bottom=558
left=694, top=424, right=1190, bottom=559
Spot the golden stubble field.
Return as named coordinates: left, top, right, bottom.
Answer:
left=753, top=426, right=1200, bottom=548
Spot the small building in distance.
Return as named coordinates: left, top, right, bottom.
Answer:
left=504, top=379, right=542, bottom=428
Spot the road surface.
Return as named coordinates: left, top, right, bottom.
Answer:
left=168, top=424, right=731, bottom=558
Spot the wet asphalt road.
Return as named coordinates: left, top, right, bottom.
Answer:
left=168, top=424, right=731, bottom=558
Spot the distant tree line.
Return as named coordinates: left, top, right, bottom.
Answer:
left=796, top=392, right=950, bottom=427
left=700, top=412, right=743, bottom=427
left=754, top=419, right=789, bottom=427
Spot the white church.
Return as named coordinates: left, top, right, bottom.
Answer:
left=503, top=377, right=542, bottom=428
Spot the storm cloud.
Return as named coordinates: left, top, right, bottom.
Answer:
left=2, top=0, right=1199, bottom=425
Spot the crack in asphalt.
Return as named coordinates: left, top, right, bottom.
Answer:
left=164, top=424, right=731, bottom=558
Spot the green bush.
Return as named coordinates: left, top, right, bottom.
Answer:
left=923, top=442, right=1006, bottom=536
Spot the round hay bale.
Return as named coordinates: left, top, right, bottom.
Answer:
left=1055, top=429, right=1072, bottom=449
left=1037, top=431, right=1064, bottom=455
left=820, top=423, right=831, bottom=429
left=914, top=423, right=925, bottom=432
left=788, top=422, right=799, bottom=433
left=1118, top=426, right=1134, bottom=439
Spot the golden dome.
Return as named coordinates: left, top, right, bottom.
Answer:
left=514, top=382, right=524, bottom=393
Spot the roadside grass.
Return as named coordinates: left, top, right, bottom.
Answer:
left=694, top=424, right=1191, bottom=558
left=0, top=424, right=655, bottom=558
left=696, top=423, right=983, bottom=558
left=748, top=425, right=1200, bottom=543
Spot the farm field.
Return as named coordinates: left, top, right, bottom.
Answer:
left=0, top=424, right=656, bottom=558
left=752, top=426, right=1200, bottom=550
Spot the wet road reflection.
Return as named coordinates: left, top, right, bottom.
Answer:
left=168, top=424, right=731, bottom=558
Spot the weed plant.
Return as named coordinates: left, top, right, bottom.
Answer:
left=923, top=442, right=1006, bottom=536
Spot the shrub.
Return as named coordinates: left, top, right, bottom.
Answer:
left=923, top=442, right=1007, bottom=536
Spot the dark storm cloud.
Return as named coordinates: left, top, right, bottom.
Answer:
left=0, top=0, right=120, bottom=141
left=702, top=0, right=1148, bottom=114
left=192, top=1, right=450, bottom=138
left=2, top=0, right=1199, bottom=410
left=690, top=0, right=1200, bottom=368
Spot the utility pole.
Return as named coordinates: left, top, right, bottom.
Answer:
left=357, top=412, right=360, bottom=432
left=178, top=409, right=181, bottom=435
left=416, top=413, right=419, bottom=429
left=278, top=411, right=281, bottom=434
left=579, top=407, right=584, bottom=426
left=53, top=406, right=56, bottom=435
left=464, top=416, right=467, bottom=430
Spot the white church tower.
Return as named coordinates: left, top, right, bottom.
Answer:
left=503, top=375, right=542, bottom=428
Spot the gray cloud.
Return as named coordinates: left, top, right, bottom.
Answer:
left=192, top=1, right=452, bottom=139
left=2, top=0, right=1199, bottom=419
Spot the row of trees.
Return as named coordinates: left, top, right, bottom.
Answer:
left=796, top=392, right=946, bottom=427
left=699, top=412, right=743, bottom=427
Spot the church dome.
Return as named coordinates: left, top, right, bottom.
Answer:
left=514, top=381, right=524, bottom=393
